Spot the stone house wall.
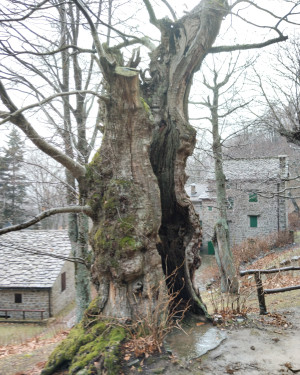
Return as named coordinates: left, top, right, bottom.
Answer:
left=226, top=180, right=287, bottom=246
left=50, top=259, right=75, bottom=316
left=189, top=156, right=289, bottom=252
left=0, top=288, right=50, bottom=319
left=0, top=260, right=75, bottom=319
left=191, top=198, right=219, bottom=251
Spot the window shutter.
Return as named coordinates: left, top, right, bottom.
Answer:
left=61, top=272, right=66, bottom=292
left=250, top=215, right=258, bottom=227
left=249, top=193, right=258, bottom=202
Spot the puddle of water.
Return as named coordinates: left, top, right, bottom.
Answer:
left=165, top=324, right=226, bottom=360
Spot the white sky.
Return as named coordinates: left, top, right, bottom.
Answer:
left=0, top=0, right=299, bottom=152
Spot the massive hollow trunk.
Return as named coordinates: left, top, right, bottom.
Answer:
left=42, top=2, right=230, bottom=373
left=147, top=1, right=228, bottom=313
left=80, top=0, right=228, bottom=319
left=84, top=67, right=164, bottom=319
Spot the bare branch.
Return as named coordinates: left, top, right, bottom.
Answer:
left=0, top=206, right=93, bottom=236
left=4, top=45, right=96, bottom=57
left=142, top=0, right=160, bottom=28
left=71, top=0, right=107, bottom=61
left=208, top=35, right=288, bottom=54
left=0, top=0, right=50, bottom=22
left=230, top=0, right=300, bottom=27
left=160, top=0, right=177, bottom=21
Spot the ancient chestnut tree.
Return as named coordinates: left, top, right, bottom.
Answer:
left=0, top=0, right=297, bottom=321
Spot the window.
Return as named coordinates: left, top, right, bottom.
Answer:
left=61, top=272, right=66, bottom=292
left=208, top=206, right=212, bottom=211
left=249, top=215, right=258, bottom=228
left=199, top=220, right=203, bottom=227
left=227, top=197, right=234, bottom=209
left=249, top=192, right=258, bottom=202
left=15, top=293, right=22, bottom=303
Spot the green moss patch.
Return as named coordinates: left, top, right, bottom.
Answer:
left=119, top=236, right=137, bottom=249
left=41, top=319, right=126, bottom=375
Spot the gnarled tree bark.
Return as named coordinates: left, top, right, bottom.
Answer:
left=74, top=0, right=229, bottom=318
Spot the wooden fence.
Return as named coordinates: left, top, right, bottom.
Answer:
left=240, top=266, right=300, bottom=314
left=0, top=308, right=45, bottom=320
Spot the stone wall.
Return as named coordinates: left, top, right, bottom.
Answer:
left=190, top=156, right=289, bottom=251
left=226, top=180, right=284, bottom=246
left=0, top=288, right=50, bottom=319
left=192, top=198, right=219, bottom=251
left=50, top=259, right=75, bottom=316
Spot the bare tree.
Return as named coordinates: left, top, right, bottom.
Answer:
left=189, top=54, right=255, bottom=292
left=254, top=35, right=300, bottom=144
left=0, top=0, right=111, bottom=320
left=24, top=151, right=69, bottom=229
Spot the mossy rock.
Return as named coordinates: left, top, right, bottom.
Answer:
left=41, top=319, right=126, bottom=375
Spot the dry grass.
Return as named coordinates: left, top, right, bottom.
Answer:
left=232, top=230, right=293, bottom=267
left=123, top=270, right=189, bottom=358
left=0, top=324, right=47, bottom=346
left=0, top=301, right=75, bottom=346
left=201, top=231, right=299, bottom=319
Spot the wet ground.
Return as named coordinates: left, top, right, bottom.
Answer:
left=198, top=307, right=300, bottom=375
left=123, top=251, right=300, bottom=375
left=123, top=304, right=300, bottom=374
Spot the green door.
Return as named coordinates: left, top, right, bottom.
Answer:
left=208, top=241, right=215, bottom=255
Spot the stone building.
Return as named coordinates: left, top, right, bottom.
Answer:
left=187, top=156, right=289, bottom=253
left=0, top=230, right=75, bottom=319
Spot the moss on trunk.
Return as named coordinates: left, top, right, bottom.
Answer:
left=41, top=299, right=126, bottom=375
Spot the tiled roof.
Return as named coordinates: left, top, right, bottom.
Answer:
left=0, top=230, right=72, bottom=288
left=206, top=156, right=287, bottom=181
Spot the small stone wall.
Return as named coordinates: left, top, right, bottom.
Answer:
left=0, top=288, right=50, bottom=319
left=50, top=260, right=75, bottom=316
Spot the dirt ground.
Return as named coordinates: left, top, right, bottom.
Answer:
left=200, top=308, right=300, bottom=375
left=2, top=305, right=299, bottom=375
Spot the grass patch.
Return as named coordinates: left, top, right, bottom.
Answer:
left=0, top=324, right=47, bottom=346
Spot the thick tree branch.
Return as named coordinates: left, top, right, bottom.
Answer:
left=0, top=81, right=86, bottom=179
left=0, top=206, right=93, bottom=235
left=142, top=0, right=160, bottom=28
left=111, top=36, right=156, bottom=52
left=208, top=35, right=288, bottom=54
left=160, top=0, right=177, bottom=21
left=71, top=0, right=108, bottom=62
left=0, top=90, right=109, bottom=126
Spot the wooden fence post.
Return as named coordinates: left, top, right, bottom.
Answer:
left=254, top=272, right=267, bottom=315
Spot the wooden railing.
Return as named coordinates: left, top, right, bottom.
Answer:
left=0, top=308, right=46, bottom=320
left=240, top=266, right=300, bottom=315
